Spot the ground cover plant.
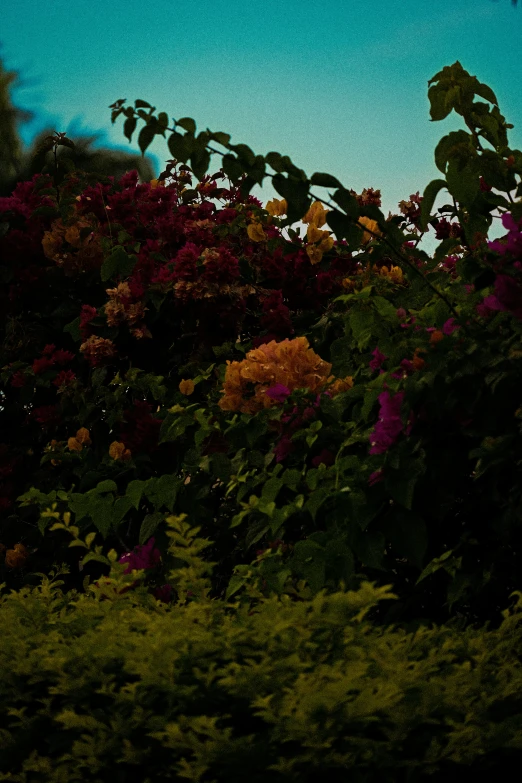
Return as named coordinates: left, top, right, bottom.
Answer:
left=0, top=60, right=521, bottom=639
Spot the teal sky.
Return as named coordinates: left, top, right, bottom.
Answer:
left=2, top=0, right=521, bottom=256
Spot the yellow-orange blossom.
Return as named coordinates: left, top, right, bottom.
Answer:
left=218, top=336, right=353, bottom=415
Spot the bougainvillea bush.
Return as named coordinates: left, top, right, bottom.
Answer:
left=1, top=61, right=522, bottom=634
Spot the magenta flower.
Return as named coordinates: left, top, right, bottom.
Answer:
left=487, top=212, right=522, bottom=258
left=118, top=537, right=162, bottom=574
left=274, top=435, right=294, bottom=463
left=442, top=317, right=460, bottom=335
left=265, top=383, right=291, bottom=402
left=311, top=449, right=335, bottom=467
left=369, top=346, right=387, bottom=371
left=153, top=584, right=174, bottom=603
left=482, top=274, right=522, bottom=320
left=369, top=390, right=409, bottom=455
left=368, top=469, right=384, bottom=486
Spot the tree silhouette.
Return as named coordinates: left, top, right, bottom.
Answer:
left=0, top=52, right=157, bottom=198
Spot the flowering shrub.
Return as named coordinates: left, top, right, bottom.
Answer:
left=1, top=61, right=522, bottom=634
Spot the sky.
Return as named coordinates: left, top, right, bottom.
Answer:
left=1, top=0, right=522, bottom=258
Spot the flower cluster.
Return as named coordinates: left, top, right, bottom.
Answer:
left=218, top=336, right=353, bottom=414
left=104, top=281, right=152, bottom=340
left=42, top=215, right=104, bottom=276
left=369, top=389, right=414, bottom=455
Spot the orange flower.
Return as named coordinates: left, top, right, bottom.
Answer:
left=149, top=178, right=165, bottom=189
left=358, top=216, right=383, bottom=245
left=218, top=336, right=351, bottom=414
left=67, top=427, right=91, bottom=452
left=79, top=335, right=117, bottom=366
left=305, top=234, right=334, bottom=265
left=430, top=330, right=444, bottom=345
left=326, top=375, right=354, bottom=395
left=306, top=245, right=324, bottom=265
left=265, top=198, right=287, bottom=217
left=179, top=379, right=195, bottom=396
left=306, top=223, right=328, bottom=244
left=5, top=543, right=28, bottom=569
left=109, top=441, right=132, bottom=461
left=247, top=222, right=267, bottom=242
left=303, top=201, right=329, bottom=228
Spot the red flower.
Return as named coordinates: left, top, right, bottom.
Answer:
left=10, top=371, right=27, bottom=388
left=52, top=370, right=76, bottom=388
left=52, top=349, right=75, bottom=365
left=32, top=356, right=55, bottom=374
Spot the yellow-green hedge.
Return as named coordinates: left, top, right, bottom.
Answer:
left=1, top=514, right=522, bottom=783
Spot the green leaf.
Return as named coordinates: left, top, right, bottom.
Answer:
left=123, top=116, right=137, bottom=142
left=228, top=143, right=256, bottom=166
left=433, top=130, right=473, bottom=175
left=100, top=247, right=137, bottom=283
left=428, top=83, right=453, bottom=122
left=419, top=179, right=448, bottom=232
left=310, top=172, right=342, bottom=188
left=112, top=496, right=134, bottom=527
left=143, top=474, right=182, bottom=513
left=304, top=488, right=330, bottom=522
left=95, top=480, right=118, bottom=494
left=222, top=153, right=245, bottom=182
left=210, top=453, right=232, bottom=482
left=63, top=316, right=81, bottom=343
left=288, top=539, right=326, bottom=593
left=177, top=117, right=196, bottom=134
left=331, top=188, right=360, bottom=217
left=139, top=512, right=164, bottom=546
left=81, top=552, right=111, bottom=568
left=190, top=147, right=211, bottom=180
left=349, top=309, right=375, bottom=350
left=372, top=296, right=399, bottom=322
left=329, top=336, right=354, bottom=377
left=361, top=385, right=382, bottom=423
left=326, top=210, right=363, bottom=249
left=415, top=548, right=462, bottom=586
left=137, top=122, right=157, bottom=156
left=271, top=173, right=311, bottom=224
left=134, top=99, right=152, bottom=109
left=210, top=131, right=231, bottom=147
left=265, top=151, right=285, bottom=173
left=446, top=159, right=480, bottom=208
left=225, top=572, right=250, bottom=601
left=262, top=477, right=284, bottom=504
left=167, top=131, right=192, bottom=163
left=157, top=112, right=169, bottom=130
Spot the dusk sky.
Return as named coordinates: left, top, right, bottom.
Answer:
left=2, top=0, right=521, bottom=256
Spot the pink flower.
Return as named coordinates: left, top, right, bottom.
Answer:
left=442, top=317, right=460, bottom=335
left=369, top=390, right=409, bottom=455
left=368, top=469, right=384, bottom=486
left=311, top=449, right=335, bottom=467
left=118, top=537, right=162, bottom=574
left=487, top=212, right=522, bottom=258
left=10, top=371, right=26, bottom=388
left=369, top=346, right=387, bottom=371
left=32, top=356, right=55, bottom=374
left=153, top=584, right=174, bottom=603
left=265, top=383, right=291, bottom=402
left=481, top=274, right=522, bottom=320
